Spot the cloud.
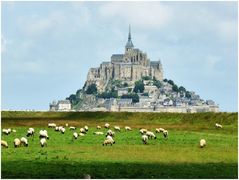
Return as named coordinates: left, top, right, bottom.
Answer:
left=98, top=2, right=172, bottom=30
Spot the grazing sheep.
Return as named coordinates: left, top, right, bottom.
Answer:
left=156, top=128, right=165, bottom=133
left=139, top=128, right=147, bottom=134
left=58, top=126, right=64, bottom=131
left=69, top=126, right=76, bottom=130
left=7, top=128, right=12, bottom=133
left=20, top=137, right=28, bottom=147
left=106, top=130, right=115, bottom=137
left=73, top=132, right=78, bottom=139
left=40, top=138, right=47, bottom=147
left=114, top=126, right=121, bottom=132
left=163, top=130, right=168, bottom=138
left=125, top=126, right=132, bottom=131
left=146, top=131, right=157, bottom=139
left=215, top=123, right=222, bottom=128
left=27, top=128, right=35, bottom=137
left=39, top=130, right=49, bottom=139
left=93, top=132, right=104, bottom=135
left=80, top=128, right=86, bottom=134
left=84, top=126, right=89, bottom=132
left=65, top=123, right=68, bottom=127
left=142, top=135, right=148, bottom=144
left=2, top=129, right=10, bottom=135
left=1, top=140, right=8, bottom=148
left=102, top=139, right=115, bottom=146
left=60, top=127, right=66, bottom=134
left=104, top=123, right=110, bottom=129
left=48, top=123, right=56, bottom=128
left=200, top=139, right=206, bottom=148
left=55, top=126, right=59, bottom=131
left=14, top=138, right=21, bottom=148
left=97, top=125, right=101, bottom=129
left=79, top=133, right=85, bottom=136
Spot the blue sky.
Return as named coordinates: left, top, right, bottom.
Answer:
left=1, top=1, right=238, bottom=112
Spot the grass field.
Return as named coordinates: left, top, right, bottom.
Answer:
left=1, top=111, right=238, bottom=179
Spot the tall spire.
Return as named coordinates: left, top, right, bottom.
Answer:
left=125, top=24, right=134, bottom=51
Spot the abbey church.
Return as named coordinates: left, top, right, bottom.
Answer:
left=86, top=26, right=163, bottom=92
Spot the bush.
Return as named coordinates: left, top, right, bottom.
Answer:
left=86, top=84, right=97, bottom=94
left=172, top=84, right=179, bottom=92
left=121, top=93, right=139, bottom=103
left=133, top=80, right=144, bottom=93
left=142, top=76, right=152, bottom=80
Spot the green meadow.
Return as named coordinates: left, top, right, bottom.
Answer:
left=1, top=111, right=238, bottom=178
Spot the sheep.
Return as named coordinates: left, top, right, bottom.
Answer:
left=200, top=139, right=206, bottom=148
left=39, top=130, right=49, bottom=139
left=93, top=132, right=104, bottom=135
left=215, top=123, right=222, bottom=128
left=48, top=123, right=56, bottom=128
left=65, top=123, right=69, bottom=127
left=79, top=133, right=85, bottom=136
left=102, top=138, right=115, bottom=146
left=106, top=130, right=115, bottom=137
left=163, top=130, right=168, bottom=138
left=60, top=127, right=66, bottom=134
left=84, top=126, right=89, bottom=132
left=125, top=126, right=132, bottom=131
left=58, top=126, right=64, bottom=131
left=12, top=129, right=17, bottom=133
left=1, top=140, right=8, bottom=148
left=104, top=123, right=110, bottom=129
left=26, top=128, right=35, bottom=137
left=7, top=128, right=12, bottom=133
left=55, top=126, right=59, bottom=131
left=80, top=128, right=86, bottom=134
left=2, top=129, right=10, bottom=135
left=142, top=135, right=148, bottom=144
left=14, top=138, right=21, bottom=148
left=114, top=126, right=121, bottom=132
left=97, top=125, right=101, bottom=129
left=139, top=128, right=147, bottom=134
left=73, top=132, right=78, bottom=139
left=156, top=128, right=165, bottom=133
left=20, top=137, right=28, bottom=147
left=146, top=131, right=157, bottom=139
left=69, top=126, right=76, bottom=130
left=106, top=135, right=114, bottom=141
left=40, top=138, right=47, bottom=147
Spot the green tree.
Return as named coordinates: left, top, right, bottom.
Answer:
left=168, top=80, right=174, bottom=86
left=86, top=84, right=97, bottom=94
left=153, top=80, right=162, bottom=89
left=178, top=86, right=186, bottom=92
left=142, top=76, right=152, bottom=80
left=133, top=80, right=145, bottom=93
left=186, top=91, right=191, bottom=98
left=163, top=79, right=168, bottom=82
left=121, top=93, right=139, bottom=103
left=172, top=84, right=178, bottom=92
left=123, top=82, right=128, bottom=87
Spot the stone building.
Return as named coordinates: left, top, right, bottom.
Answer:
left=50, top=100, right=71, bottom=111
left=86, top=26, right=164, bottom=92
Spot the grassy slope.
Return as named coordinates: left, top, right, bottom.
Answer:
left=1, top=111, right=238, bottom=178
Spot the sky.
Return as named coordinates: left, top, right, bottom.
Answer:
left=1, top=1, right=238, bottom=112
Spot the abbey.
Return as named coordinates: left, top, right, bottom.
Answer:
left=86, top=26, right=163, bottom=92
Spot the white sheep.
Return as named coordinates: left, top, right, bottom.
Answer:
left=58, top=126, right=64, bottom=131
left=60, top=127, right=66, bottom=134
left=14, top=138, right=21, bottom=148
left=65, top=123, right=69, bottom=127
left=163, top=130, right=168, bottom=138
left=104, top=123, right=110, bottom=129
left=93, top=132, right=104, bottom=135
left=69, top=126, right=76, bottom=130
left=2, top=129, right=10, bottom=135
left=215, top=123, right=222, bottom=128
left=80, top=128, right=86, bottom=134
left=142, top=135, right=148, bottom=144
left=20, top=137, right=28, bottom=147
left=39, top=130, right=49, bottom=139
left=48, top=123, right=56, bottom=128
left=27, top=128, right=35, bottom=137
left=73, top=132, right=78, bottom=139
left=146, top=131, right=157, bottom=139
left=12, top=129, right=17, bottom=133
left=7, top=128, right=12, bottom=133
left=79, top=133, right=85, bottom=136
left=84, top=126, right=89, bottom=131
left=156, top=128, right=165, bottom=133
left=125, top=126, right=132, bottom=131
left=102, top=138, right=115, bottom=146
left=139, top=128, right=147, bottom=134
left=106, top=130, right=115, bottom=137
left=97, top=125, right=101, bottom=129
left=114, top=126, right=121, bottom=132
left=1, top=140, right=8, bottom=148
left=200, top=139, right=206, bottom=148
left=40, top=138, right=47, bottom=147
left=55, top=126, right=59, bottom=131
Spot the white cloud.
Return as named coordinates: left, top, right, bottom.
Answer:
left=98, top=2, right=172, bottom=30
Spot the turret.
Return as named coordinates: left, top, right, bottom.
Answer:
left=125, top=25, right=134, bottom=52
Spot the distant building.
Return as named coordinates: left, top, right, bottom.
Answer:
left=49, top=100, right=71, bottom=111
